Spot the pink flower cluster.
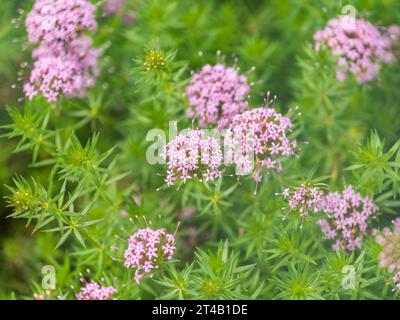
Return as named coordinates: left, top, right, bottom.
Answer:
left=76, top=280, right=117, bottom=300
left=376, top=218, right=400, bottom=279
left=24, top=0, right=99, bottom=102
left=26, top=0, right=97, bottom=45
left=227, top=107, right=296, bottom=181
left=162, top=129, right=223, bottom=187
left=33, top=292, right=52, bottom=300
left=314, top=16, right=398, bottom=83
left=124, top=228, right=176, bottom=283
left=317, top=185, right=379, bottom=252
left=281, top=184, right=326, bottom=217
left=392, top=272, right=400, bottom=291
left=33, top=293, right=45, bottom=300
left=387, top=25, right=400, bottom=57
left=186, top=64, right=250, bottom=130
left=387, top=25, right=400, bottom=40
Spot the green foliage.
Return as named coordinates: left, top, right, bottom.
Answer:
left=348, top=131, right=400, bottom=199
left=272, top=264, right=325, bottom=300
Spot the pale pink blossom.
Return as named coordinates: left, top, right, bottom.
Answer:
left=124, top=228, right=176, bottom=283
left=186, top=64, right=250, bottom=130
left=314, top=16, right=398, bottom=83
left=162, top=130, right=223, bottom=187
left=76, top=280, right=117, bottom=300
left=317, top=185, right=379, bottom=252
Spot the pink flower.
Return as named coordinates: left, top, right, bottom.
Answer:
left=186, top=64, right=250, bottom=130
left=317, top=185, right=379, bottom=252
left=314, top=16, right=399, bottom=83
left=34, top=290, right=52, bottom=300
left=376, top=218, right=400, bottom=274
left=162, top=130, right=223, bottom=187
left=76, top=280, right=117, bottom=300
left=24, top=38, right=100, bottom=102
left=26, top=0, right=97, bottom=45
left=226, top=107, right=296, bottom=181
left=392, top=272, right=400, bottom=291
left=124, top=228, right=176, bottom=283
left=120, top=209, right=129, bottom=217
left=24, top=0, right=99, bottom=102
left=281, top=183, right=326, bottom=217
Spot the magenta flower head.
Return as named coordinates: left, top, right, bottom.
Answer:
left=392, top=272, right=400, bottom=292
left=317, top=185, right=379, bottom=252
left=226, top=107, right=296, bottom=182
left=314, top=16, right=397, bottom=83
left=26, top=0, right=97, bottom=45
left=24, top=37, right=100, bottom=102
left=162, top=129, right=223, bottom=187
left=124, top=227, right=176, bottom=283
left=280, top=183, right=326, bottom=217
left=186, top=63, right=250, bottom=130
left=24, top=0, right=99, bottom=102
left=376, top=218, right=400, bottom=274
left=76, top=280, right=117, bottom=300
